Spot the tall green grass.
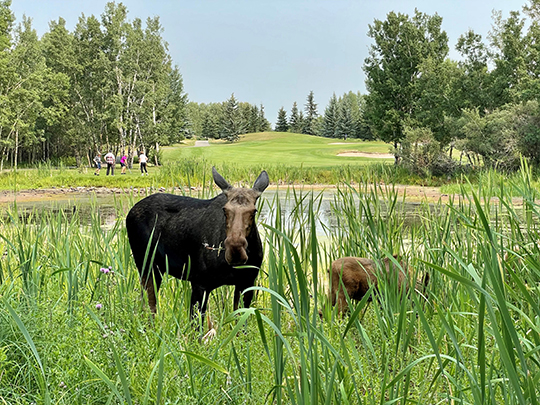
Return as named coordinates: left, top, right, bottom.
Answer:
left=1, top=163, right=539, bottom=403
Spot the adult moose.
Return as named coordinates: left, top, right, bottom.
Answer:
left=126, top=167, right=269, bottom=324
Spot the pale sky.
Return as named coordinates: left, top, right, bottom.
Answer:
left=10, top=0, right=528, bottom=127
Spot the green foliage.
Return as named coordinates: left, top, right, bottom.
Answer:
left=221, top=93, right=243, bottom=142
left=364, top=9, right=449, bottom=148
left=288, top=101, right=303, bottom=134
left=274, top=107, right=289, bottom=132
left=321, top=93, right=339, bottom=138
left=322, top=92, right=371, bottom=140
left=187, top=98, right=270, bottom=140
left=0, top=2, right=188, bottom=169
left=1, top=163, right=540, bottom=403
left=302, top=90, right=318, bottom=135
left=513, top=100, right=540, bottom=166
left=399, top=126, right=457, bottom=177
left=457, top=107, right=521, bottom=171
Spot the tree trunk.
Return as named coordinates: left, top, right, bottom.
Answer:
left=14, top=129, right=18, bottom=170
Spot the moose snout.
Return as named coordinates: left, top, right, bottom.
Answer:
left=224, top=237, right=248, bottom=266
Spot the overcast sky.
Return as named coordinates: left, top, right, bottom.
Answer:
left=10, top=0, right=528, bottom=126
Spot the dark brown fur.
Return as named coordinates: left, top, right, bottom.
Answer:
left=329, top=256, right=429, bottom=313
left=126, top=167, right=269, bottom=322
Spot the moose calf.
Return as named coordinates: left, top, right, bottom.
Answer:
left=329, top=256, right=429, bottom=313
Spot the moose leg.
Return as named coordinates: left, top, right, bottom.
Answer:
left=141, top=271, right=162, bottom=314
left=233, top=281, right=256, bottom=311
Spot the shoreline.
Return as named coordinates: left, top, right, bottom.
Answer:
left=0, top=183, right=449, bottom=204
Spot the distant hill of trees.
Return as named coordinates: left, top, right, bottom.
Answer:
left=186, top=93, right=271, bottom=142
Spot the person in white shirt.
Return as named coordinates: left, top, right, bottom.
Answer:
left=139, top=151, right=148, bottom=175
left=104, top=151, right=115, bottom=176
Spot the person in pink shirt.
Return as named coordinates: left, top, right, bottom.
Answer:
left=120, top=153, right=128, bottom=175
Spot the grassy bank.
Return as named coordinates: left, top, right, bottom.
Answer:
left=1, top=165, right=540, bottom=403
left=0, top=134, right=405, bottom=192
left=1, top=133, right=540, bottom=193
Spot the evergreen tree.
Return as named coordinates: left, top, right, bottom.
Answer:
left=239, top=102, right=257, bottom=133
left=258, top=103, right=271, bottom=131
left=275, top=107, right=289, bottom=132
left=161, top=66, right=189, bottom=144
left=322, top=93, right=338, bottom=138
left=298, top=110, right=305, bottom=134
left=303, top=90, right=318, bottom=135
left=221, top=93, right=243, bottom=141
left=337, top=96, right=355, bottom=139
left=289, top=102, right=301, bottom=133
left=201, top=107, right=221, bottom=139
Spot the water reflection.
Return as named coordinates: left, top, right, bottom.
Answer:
left=0, top=189, right=427, bottom=234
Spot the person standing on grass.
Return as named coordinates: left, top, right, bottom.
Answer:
left=93, top=152, right=102, bottom=176
left=120, top=152, right=127, bottom=175
left=105, top=151, right=115, bottom=176
left=139, top=150, right=148, bottom=175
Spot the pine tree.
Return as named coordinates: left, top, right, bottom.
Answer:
left=337, top=97, right=355, bottom=139
left=221, top=93, right=243, bottom=141
left=201, top=109, right=220, bottom=139
left=322, top=93, right=338, bottom=138
left=258, top=104, right=271, bottom=131
left=275, top=107, right=289, bottom=132
left=289, top=102, right=300, bottom=133
left=303, top=90, right=318, bottom=135
left=298, top=111, right=305, bottom=134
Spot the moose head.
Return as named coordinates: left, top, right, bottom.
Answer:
left=212, top=167, right=269, bottom=266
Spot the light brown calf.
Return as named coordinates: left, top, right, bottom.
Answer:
left=329, top=256, right=429, bottom=313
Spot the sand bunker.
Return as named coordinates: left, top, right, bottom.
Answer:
left=337, top=151, right=394, bottom=159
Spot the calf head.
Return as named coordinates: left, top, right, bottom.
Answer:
left=212, top=167, right=269, bottom=266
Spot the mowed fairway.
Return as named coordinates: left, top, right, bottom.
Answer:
left=162, top=132, right=393, bottom=168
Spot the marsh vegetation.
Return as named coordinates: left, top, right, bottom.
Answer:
left=1, top=161, right=540, bottom=404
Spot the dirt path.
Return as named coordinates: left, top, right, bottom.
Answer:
left=194, top=140, right=210, bottom=147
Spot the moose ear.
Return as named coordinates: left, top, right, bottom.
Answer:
left=252, top=170, right=269, bottom=194
left=213, top=167, right=232, bottom=192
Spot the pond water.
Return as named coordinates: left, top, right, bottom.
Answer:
left=0, top=189, right=428, bottom=238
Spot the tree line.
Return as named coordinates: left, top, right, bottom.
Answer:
left=363, top=1, right=540, bottom=174
left=269, top=1, right=540, bottom=174
left=274, top=91, right=372, bottom=140
left=3, top=0, right=540, bottom=174
left=186, top=93, right=271, bottom=142
left=0, top=0, right=190, bottom=169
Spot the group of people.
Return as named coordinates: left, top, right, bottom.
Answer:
left=93, top=151, right=149, bottom=176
